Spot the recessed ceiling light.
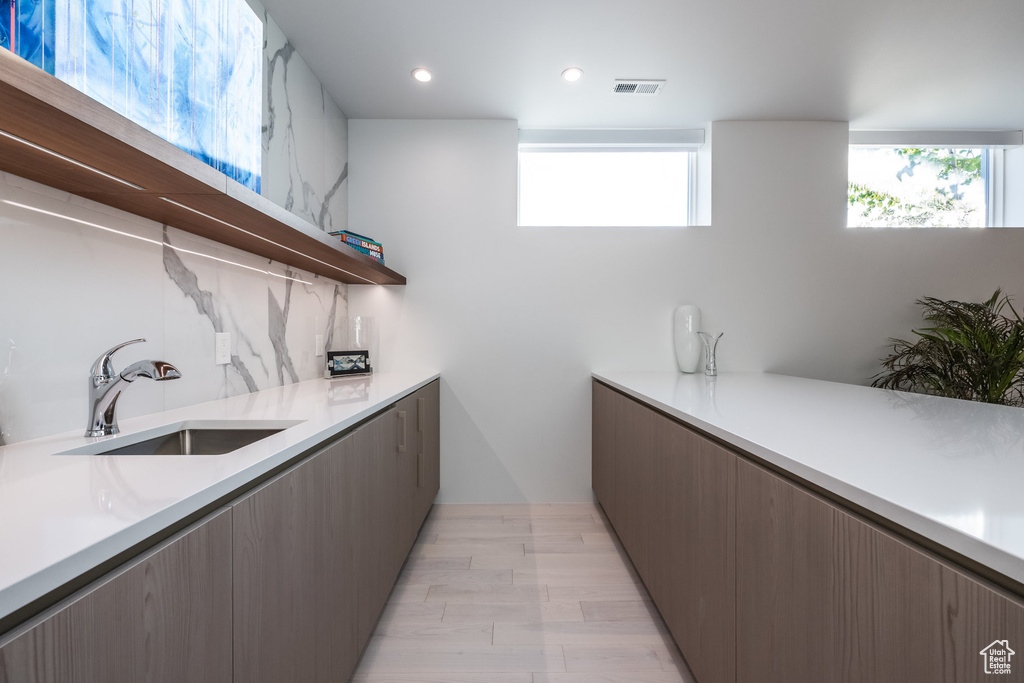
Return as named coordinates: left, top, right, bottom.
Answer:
left=412, top=68, right=432, bottom=83
left=561, top=67, right=584, bottom=82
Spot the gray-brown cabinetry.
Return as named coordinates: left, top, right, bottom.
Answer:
left=232, top=430, right=361, bottom=682
left=593, top=379, right=1024, bottom=683
left=232, top=381, right=440, bottom=681
left=737, top=456, right=1024, bottom=683
left=735, top=457, right=834, bottom=683
left=592, top=381, right=734, bottom=683
left=0, top=509, right=232, bottom=683
left=0, top=380, right=441, bottom=683
left=414, top=380, right=441, bottom=534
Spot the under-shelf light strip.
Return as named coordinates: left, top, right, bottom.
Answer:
left=0, top=129, right=147, bottom=191
left=158, top=197, right=379, bottom=285
left=1, top=200, right=314, bottom=285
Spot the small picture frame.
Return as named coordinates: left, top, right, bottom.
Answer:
left=325, top=350, right=372, bottom=377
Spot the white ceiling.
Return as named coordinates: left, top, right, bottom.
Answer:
left=258, top=0, right=1024, bottom=130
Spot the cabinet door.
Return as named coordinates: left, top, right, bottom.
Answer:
left=0, top=509, right=232, bottom=683
left=592, top=381, right=617, bottom=520
left=644, top=408, right=700, bottom=655
left=736, top=458, right=837, bottom=683
left=415, top=380, right=441, bottom=525
left=834, top=502, right=1024, bottom=683
left=232, top=435, right=358, bottom=683
left=691, top=437, right=736, bottom=683
left=641, top=410, right=736, bottom=683
left=630, top=401, right=672, bottom=599
left=351, top=413, right=382, bottom=651
left=610, top=393, right=652, bottom=570
left=395, top=392, right=421, bottom=552
left=363, top=408, right=401, bottom=626
left=594, top=385, right=736, bottom=683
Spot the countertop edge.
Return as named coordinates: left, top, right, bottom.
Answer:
left=592, top=371, right=1024, bottom=590
left=0, top=372, right=440, bottom=625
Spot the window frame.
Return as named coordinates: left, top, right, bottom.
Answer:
left=517, top=129, right=705, bottom=228
left=848, top=130, right=1023, bottom=229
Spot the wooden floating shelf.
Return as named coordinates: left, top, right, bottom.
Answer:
left=0, top=49, right=405, bottom=286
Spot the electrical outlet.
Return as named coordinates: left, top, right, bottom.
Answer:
left=315, top=334, right=324, bottom=357
left=215, top=333, right=231, bottom=365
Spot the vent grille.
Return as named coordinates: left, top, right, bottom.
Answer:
left=612, top=79, right=665, bottom=95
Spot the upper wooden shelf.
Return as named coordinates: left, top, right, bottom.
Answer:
left=0, top=49, right=405, bottom=286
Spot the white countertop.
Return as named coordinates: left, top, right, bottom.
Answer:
left=593, top=371, right=1024, bottom=587
left=0, top=371, right=439, bottom=624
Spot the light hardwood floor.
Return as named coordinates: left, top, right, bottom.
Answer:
left=351, top=503, right=696, bottom=683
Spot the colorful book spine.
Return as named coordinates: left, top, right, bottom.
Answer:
left=329, top=230, right=384, bottom=255
left=347, top=244, right=385, bottom=264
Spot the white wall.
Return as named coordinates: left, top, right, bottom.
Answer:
left=348, top=119, right=1024, bottom=503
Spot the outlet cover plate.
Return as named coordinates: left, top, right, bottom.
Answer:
left=215, top=333, right=231, bottom=365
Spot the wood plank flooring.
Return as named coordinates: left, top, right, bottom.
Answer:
left=351, top=503, right=695, bottom=683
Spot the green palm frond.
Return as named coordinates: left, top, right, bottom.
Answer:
left=871, top=290, right=1024, bottom=407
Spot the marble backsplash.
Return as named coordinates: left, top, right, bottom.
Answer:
left=0, top=172, right=349, bottom=445
left=0, top=3, right=353, bottom=445
left=258, top=5, right=348, bottom=233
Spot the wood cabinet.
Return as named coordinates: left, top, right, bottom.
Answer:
left=592, top=381, right=734, bottom=683
left=738, top=456, right=1024, bottom=683
left=232, top=380, right=440, bottom=681
left=1, top=380, right=440, bottom=683
left=0, top=509, right=232, bottom=683
left=689, top=438, right=736, bottom=683
left=395, top=392, right=422, bottom=556
left=232, top=432, right=359, bottom=683
left=392, top=379, right=441, bottom=579
left=735, top=457, right=836, bottom=683
left=592, top=381, right=617, bottom=523
left=365, top=408, right=402, bottom=641
left=414, top=380, right=441, bottom=528
left=347, top=415, right=380, bottom=652
left=593, top=379, right=1024, bottom=683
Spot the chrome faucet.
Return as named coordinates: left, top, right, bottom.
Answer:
left=86, top=339, right=181, bottom=437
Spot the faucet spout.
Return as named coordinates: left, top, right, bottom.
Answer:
left=86, top=340, right=181, bottom=438
left=121, top=360, right=181, bottom=383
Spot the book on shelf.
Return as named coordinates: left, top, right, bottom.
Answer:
left=348, top=244, right=385, bottom=264
left=329, top=230, right=384, bottom=255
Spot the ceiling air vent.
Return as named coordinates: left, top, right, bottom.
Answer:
left=612, top=79, right=665, bottom=95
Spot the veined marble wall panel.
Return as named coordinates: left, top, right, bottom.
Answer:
left=0, top=173, right=348, bottom=445
left=0, top=173, right=165, bottom=445
left=162, top=229, right=348, bottom=407
left=259, top=9, right=349, bottom=233
left=0, top=3, right=350, bottom=445
left=322, top=94, right=349, bottom=233
left=161, top=225, right=348, bottom=409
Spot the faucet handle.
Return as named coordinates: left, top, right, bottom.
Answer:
left=90, top=338, right=146, bottom=380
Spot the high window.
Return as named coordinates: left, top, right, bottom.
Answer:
left=848, top=131, right=1022, bottom=228
left=518, top=129, right=705, bottom=227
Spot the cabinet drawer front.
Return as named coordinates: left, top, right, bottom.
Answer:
left=0, top=509, right=233, bottom=683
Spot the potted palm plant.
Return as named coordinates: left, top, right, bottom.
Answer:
left=872, top=290, right=1024, bottom=407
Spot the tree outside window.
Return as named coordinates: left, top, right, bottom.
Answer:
left=848, top=147, right=988, bottom=228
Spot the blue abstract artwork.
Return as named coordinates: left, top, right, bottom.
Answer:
left=1, top=0, right=262, bottom=192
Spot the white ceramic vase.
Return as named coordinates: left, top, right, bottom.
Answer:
left=673, top=305, right=703, bottom=373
